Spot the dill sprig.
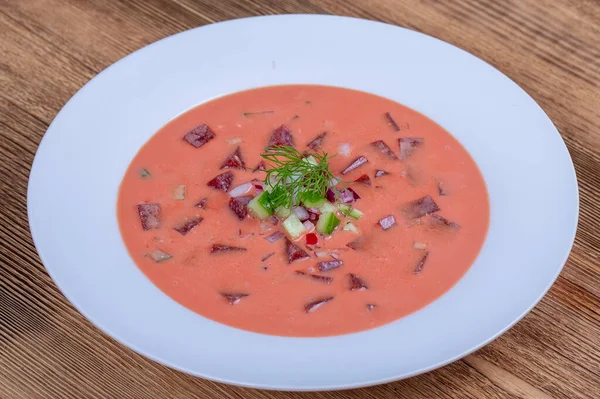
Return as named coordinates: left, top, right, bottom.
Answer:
left=261, top=146, right=336, bottom=208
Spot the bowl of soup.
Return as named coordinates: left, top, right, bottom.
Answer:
left=28, top=15, right=578, bottom=390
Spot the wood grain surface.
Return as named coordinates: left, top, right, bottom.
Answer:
left=1, top=0, right=599, bottom=398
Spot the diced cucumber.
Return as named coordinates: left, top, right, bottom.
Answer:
left=342, top=222, right=359, bottom=233
left=301, top=191, right=327, bottom=208
left=302, top=155, right=319, bottom=166
left=348, top=208, right=363, bottom=220
left=283, top=214, right=308, bottom=239
left=316, top=212, right=341, bottom=235
left=338, top=204, right=363, bottom=220
left=318, top=202, right=338, bottom=214
left=275, top=206, right=292, bottom=218
left=269, top=186, right=290, bottom=209
left=248, top=192, right=273, bottom=219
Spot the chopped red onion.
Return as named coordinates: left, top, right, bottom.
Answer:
left=264, top=231, right=284, bottom=243
left=292, top=206, right=310, bottom=221
left=341, top=156, right=368, bottom=175
left=228, top=182, right=253, bottom=197
left=304, top=297, right=334, bottom=313
left=378, top=215, right=396, bottom=230
left=303, top=220, right=315, bottom=231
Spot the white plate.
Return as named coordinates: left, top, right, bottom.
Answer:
left=28, top=15, right=578, bottom=390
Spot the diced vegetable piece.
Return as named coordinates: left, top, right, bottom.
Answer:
left=295, top=271, right=332, bottom=284
left=211, top=244, right=247, bottom=253
left=399, top=137, right=424, bottom=160
left=207, top=171, right=234, bottom=192
left=304, top=296, right=334, bottom=313
left=338, top=143, right=351, bottom=157
left=348, top=273, right=368, bottom=291
left=347, top=188, right=361, bottom=200
left=428, top=214, right=460, bottom=230
left=316, top=212, right=340, bottom=235
left=268, top=185, right=291, bottom=210
left=300, top=191, right=326, bottom=208
left=267, top=215, right=279, bottom=225
left=285, top=238, right=310, bottom=263
left=264, top=231, right=284, bottom=243
left=341, top=156, right=368, bottom=175
left=325, top=187, right=338, bottom=203
left=306, top=132, right=327, bottom=151
left=413, top=242, right=428, bottom=250
left=375, top=170, right=389, bottom=178
left=149, top=249, right=172, bottom=263
left=302, top=155, right=318, bottom=166
left=194, top=197, right=208, bottom=209
left=348, top=208, right=363, bottom=220
left=346, top=237, right=364, bottom=250
left=173, top=217, right=203, bottom=235
left=292, top=206, right=310, bottom=221
left=283, top=214, right=308, bottom=239
left=436, top=179, right=448, bottom=196
left=253, top=161, right=266, bottom=172
left=229, top=182, right=254, bottom=197
left=414, top=251, right=429, bottom=275
left=137, top=203, right=161, bottom=230
left=220, top=292, right=249, bottom=305
left=317, top=202, right=337, bottom=214
left=275, top=206, right=292, bottom=218
left=305, top=232, right=318, bottom=245
left=229, top=195, right=253, bottom=221
left=267, top=124, right=294, bottom=148
left=183, top=123, right=215, bottom=148
left=220, top=146, right=246, bottom=170
left=226, top=137, right=242, bottom=145
left=378, top=215, right=396, bottom=230
left=261, top=252, right=275, bottom=261
left=338, top=203, right=351, bottom=215
left=329, top=176, right=342, bottom=187
left=171, top=184, right=186, bottom=200
left=248, top=192, right=273, bottom=219
left=139, top=168, right=151, bottom=179
left=371, top=140, right=398, bottom=160
left=354, top=174, right=371, bottom=186
left=317, top=259, right=343, bottom=272
left=366, top=304, right=377, bottom=311
left=384, top=112, right=400, bottom=132
left=342, top=222, right=359, bottom=233
left=404, top=195, right=440, bottom=218
left=303, top=220, right=315, bottom=231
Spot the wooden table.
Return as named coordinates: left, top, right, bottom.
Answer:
left=1, top=1, right=598, bottom=397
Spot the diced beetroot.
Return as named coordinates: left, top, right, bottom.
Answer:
left=267, top=124, right=294, bottom=148
left=428, top=214, right=460, bottom=230
left=348, top=273, right=368, bottom=291
left=436, top=179, right=448, bottom=196
left=304, top=296, right=334, bottom=313
left=285, top=238, right=310, bottom=263
left=404, top=195, right=440, bottom=219
left=399, top=137, right=424, bottom=160
left=326, top=188, right=338, bottom=202
left=211, top=244, right=247, bottom=254
left=136, top=203, right=161, bottom=231
left=254, top=161, right=266, bottom=172
left=264, top=231, right=284, bottom=243
left=183, top=124, right=215, bottom=148
left=341, top=156, right=368, bottom=175
left=371, top=140, right=398, bottom=160
left=375, top=170, right=389, bottom=178
left=194, top=197, right=208, bottom=209
left=346, top=237, right=366, bottom=250
left=384, top=112, right=400, bottom=132
left=305, top=233, right=318, bottom=245
left=317, top=259, right=343, bottom=272
left=229, top=195, right=253, bottom=221
left=414, top=251, right=429, bottom=275
left=354, top=174, right=371, bottom=186
left=207, top=171, right=234, bottom=192
left=220, top=146, right=246, bottom=170
left=261, top=252, right=275, bottom=262
left=173, top=217, right=203, bottom=235
left=220, top=292, right=249, bottom=305
left=347, top=188, right=361, bottom=200
left=295, top=271, right=333, bottom=284
left=306, top=132, right=327, bottom=151
left=366, top=304, right=376, bottom=311
left=378, top=215, right=396, bottom=230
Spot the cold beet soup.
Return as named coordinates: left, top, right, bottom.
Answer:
left=117, top=85, right=490, bottom=337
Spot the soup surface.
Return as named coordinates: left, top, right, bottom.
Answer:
left=117, top=85, right=489, bottom=337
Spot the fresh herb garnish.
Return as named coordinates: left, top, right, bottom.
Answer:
left=261, top=146, right=336, bottom=208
